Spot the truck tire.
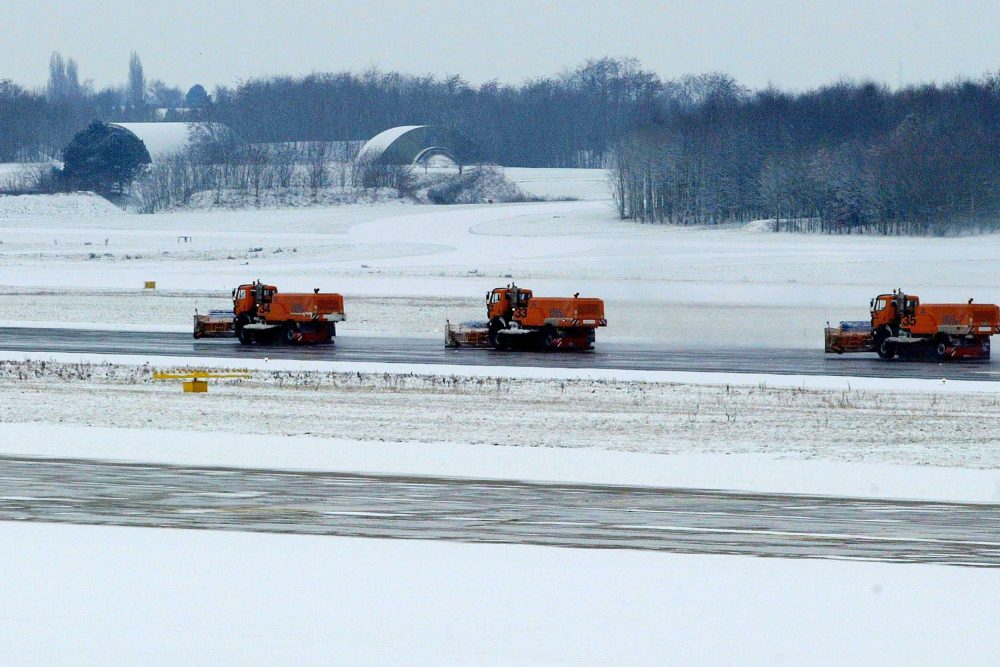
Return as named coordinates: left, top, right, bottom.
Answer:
left=488, top=319, right=506, bottom=350
left=236, top=316, right=253, bottom=345
left=541, top=325, right=558, bottom=351
left=932, top=335, right=950, bottom=361
left=875, top=329, right=895, bottom=360
left=283, top=322, right=298, bottom=345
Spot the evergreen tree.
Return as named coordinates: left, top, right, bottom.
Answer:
left=185, top=84, right=209, bottom=107
left=61, top=120, right=151, bottom=196
left=127, top=51, right=145, bottom=109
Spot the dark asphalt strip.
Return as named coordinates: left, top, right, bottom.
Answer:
left=2, top=327, right=1000, bottom=381
left=2, top=456, right=999, bottom=566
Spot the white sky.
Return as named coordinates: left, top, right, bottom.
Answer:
left=1, top=0, right=998, bottom=93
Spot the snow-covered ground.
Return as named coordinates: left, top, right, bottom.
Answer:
left=3, top=173, right=1000, bottom=494
left=3, top=522, right=998, bottom=666
left=3, top=356, right=1000, bottom=500
left=5, top=181, right=1000, bottom=346
left=4, top=167, right=1000, bottom=662
left=0, top=191, right=122, bottom=217
left=502, top=166, right=612, bottom=201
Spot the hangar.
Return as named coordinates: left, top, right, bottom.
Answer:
left=356, top=125, right=481, bottom=169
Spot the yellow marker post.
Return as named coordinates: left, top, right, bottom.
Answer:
left=152, top=370, right=252, bottom=393
left=144, top=281, right=156, bottom=289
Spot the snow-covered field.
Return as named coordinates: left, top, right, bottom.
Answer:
left=5, top=522, right=998, bottom=667
left=3, top=172, right=1000, bottom=491
left=4, top=188, right=1000, bottom=345
left=4, top=168, right=1000, bottom=664
left=3, top=356, right=1000, bottom=500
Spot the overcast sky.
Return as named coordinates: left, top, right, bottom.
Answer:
left=2, top=0, right=998, bottom=93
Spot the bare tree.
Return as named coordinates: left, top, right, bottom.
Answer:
left=271, top=145, right=296, bottom=188
left=305, top=142, right=330, bottom=197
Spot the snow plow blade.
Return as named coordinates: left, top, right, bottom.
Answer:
left=193, top=310, right=235, bottom=339
left=445, top=320, right=491, bottom=348
left=824, top=322, right=874, bottom=354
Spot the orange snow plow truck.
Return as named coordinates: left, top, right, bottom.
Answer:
left=825, top=290, right=1000, bottom=360
left=446, top=284, right=606, bottom=351
left=193, top=281, right=345, bottom=345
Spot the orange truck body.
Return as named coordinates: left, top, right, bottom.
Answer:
left=232, top=281, right=345, bottom=345
left=825, top=291, right=1000, bottom=360
left=447, top=284, right=606, bottom=350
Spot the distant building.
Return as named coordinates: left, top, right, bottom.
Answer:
left=108, top=122, right=233, bottom=161
left=357, top=125, right=481, bottom=168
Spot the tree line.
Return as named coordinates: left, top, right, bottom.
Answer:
left=4, top=52, right=1000, bottom=233
left=1, top=51, right=206, bottom=161
left=1, top=56, right=662, bottom=166
left=206, top=57, right=662, bottom=167
left=611, top=77, right=1000, bottom=234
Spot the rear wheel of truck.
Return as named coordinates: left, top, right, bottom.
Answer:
left=283, top=322, right=298, bottom=345
left=932, top=335, right=950, bottom=361
left=541, top=325, right=558, bottom=351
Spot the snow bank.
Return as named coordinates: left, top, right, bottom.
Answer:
left=2, top=349, right=997, bottom=394
left=2, top=522, right=998, bottom=666
left=0, top=192, right=122, bottom=218
left=5, top=423, right=1000, bottom=503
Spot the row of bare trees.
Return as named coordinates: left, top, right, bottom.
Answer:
left=612, top=77, right=1000, bottom=234
left=133, top=130, right=387, bottom=212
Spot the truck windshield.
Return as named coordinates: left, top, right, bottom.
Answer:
left=873, top=298, right=887, bottom=311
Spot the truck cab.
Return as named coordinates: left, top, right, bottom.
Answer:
left=871, top=292, right=919, bottom=331
left=233, top=281, right=277, bottom=318
left=487, top=286, right=532, bottom=322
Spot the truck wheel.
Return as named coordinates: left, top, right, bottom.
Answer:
left=875, top=330, right=895, bottom=360
left=237, top=327, right=254, bottom=346
left=932, top=336, right=950, bottom=361
left=283, top=323, right=298, bottom=345
left=235, top=315, right=252, bottom=345
left=488, top=319, right=506, bottom=350
left=542, top=326, right=558, bottom=351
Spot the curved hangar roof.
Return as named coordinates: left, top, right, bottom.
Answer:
left=109, top=122, right=232, bottom=160
left=357, top=125, right=481, bottom=166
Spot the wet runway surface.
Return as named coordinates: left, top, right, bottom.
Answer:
left=2, top=456, right=999, bottom=566
left=3, top=327, right=1000, bottom=381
